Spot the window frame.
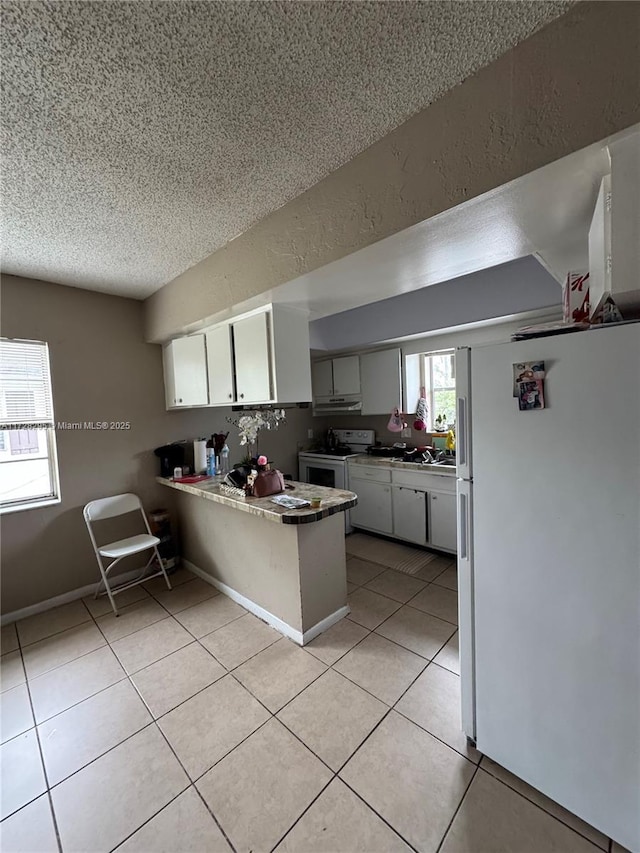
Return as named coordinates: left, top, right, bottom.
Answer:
left=0, top=338, right=61, bottom=515
left=421, top=349, right=456, bottom=432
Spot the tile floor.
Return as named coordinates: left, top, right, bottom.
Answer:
left=0, top=541, right=622, bottom=853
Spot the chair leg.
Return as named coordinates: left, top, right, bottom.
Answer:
left=95, top=559, right=120, bottom=617
left=155, top=546, right=172, bottom=591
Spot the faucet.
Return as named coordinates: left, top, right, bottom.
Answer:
left=434, top=450, right=447, bottom=463
left=421, top=449, right=434, bottom=463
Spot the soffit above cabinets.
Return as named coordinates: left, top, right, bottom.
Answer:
left=308, top=256, right=563, bottom=353
left=252, top=128, right=635, bottom=324
left=174, top=126, right=638, bottom=345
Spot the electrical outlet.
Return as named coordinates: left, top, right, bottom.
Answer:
left=307, top=429, right=314, bottom=439
left=401, top=427, right=412, bottom=438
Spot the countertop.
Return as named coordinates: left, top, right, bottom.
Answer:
left=347, top=455, right=457, bottom=476
left=157, top=477, right=357, bottom=525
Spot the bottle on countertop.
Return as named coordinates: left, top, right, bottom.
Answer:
left=220, top=444, right=230, bottom=476
left=206, top=437, right=217, bottom=476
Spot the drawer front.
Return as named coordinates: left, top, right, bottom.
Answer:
left=392, top=469, right=456, bottom=492
left=347, top=465, right=391, bottom=484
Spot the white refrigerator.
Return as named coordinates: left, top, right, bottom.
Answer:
left=456, top=323, right=640, bottom=851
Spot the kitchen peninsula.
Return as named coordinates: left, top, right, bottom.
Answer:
left=158, top=477, right=357, bottom=644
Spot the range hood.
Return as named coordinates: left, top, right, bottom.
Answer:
left=312, top=396, right=362, bottom=415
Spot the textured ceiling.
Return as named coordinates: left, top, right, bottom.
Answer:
left=1, top=0, right=571, bottom=299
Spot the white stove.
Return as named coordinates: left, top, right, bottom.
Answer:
left=298, top=429, right=375, bottom=532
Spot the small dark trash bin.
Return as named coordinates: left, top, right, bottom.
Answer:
left=148, top=509, right=178, bottom=571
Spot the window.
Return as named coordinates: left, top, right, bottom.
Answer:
left=423, top=349, right=455, bottom=431
left=0, top=339, right=60, bottom=513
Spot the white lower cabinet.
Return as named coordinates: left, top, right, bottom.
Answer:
left=348, top=461, right=457, bottom=553
left=349, top=477, right=393, bottom=534
left=392, top=486, right=427, bottom=546
left=428, top=490, right=458, bottom=552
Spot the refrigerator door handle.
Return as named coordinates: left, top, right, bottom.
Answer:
left=455, top=347, right=472, bottom=481
left=457, top=478, right=475, bottom=741
left=458, top=490, right=468, bottom=559
left=457, top=396, right=467, bottom=468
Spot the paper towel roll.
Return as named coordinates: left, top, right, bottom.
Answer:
left=193, top=440, right=207, bottom=475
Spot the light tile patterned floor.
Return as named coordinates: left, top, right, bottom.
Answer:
left=0, top=545, right=618, bottom=852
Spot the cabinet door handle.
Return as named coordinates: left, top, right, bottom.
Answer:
left=228, top=393, right=232, bottom=399
left=239, top=393, right=244, bottom=399
left=432, top=494, right=437, bottom=500
left=178, top=398, right=183, bottom=403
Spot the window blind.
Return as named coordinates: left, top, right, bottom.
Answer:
left=0, top=339, right=55, bottom=426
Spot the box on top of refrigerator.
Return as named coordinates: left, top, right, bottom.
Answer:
left=563, top=271, right=590, bottom=323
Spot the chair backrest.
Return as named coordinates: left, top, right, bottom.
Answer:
left=83, top=493, right=143, bottom=523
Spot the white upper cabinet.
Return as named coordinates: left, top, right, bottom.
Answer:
left=163, top=335, right=209, bottom=408
left=162, top=304, right=312, bottom=410
left=311, top=360, right=334, bottom=398
left=162, top=346, right=176, bottom=410
left=313, top=355, right=361, bottom=400
left=312, top=348, right=401, bottom=411
left=233, top=312, right=272, bottom=404
left=205, top=325, right=234, bottom=405
left=361, top=348, right=402, bottom=415
left=332, top=356, right=360, bottom=395
left=268, top=305, right=313, bottom=405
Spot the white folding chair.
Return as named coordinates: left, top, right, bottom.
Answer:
left=83, top=493, right=172, bottom=616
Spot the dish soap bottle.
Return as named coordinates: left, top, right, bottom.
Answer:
left=446, top=429, right=456, bottom=452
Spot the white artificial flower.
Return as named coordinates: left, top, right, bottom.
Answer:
left=235, top=409, right=286, bottom=446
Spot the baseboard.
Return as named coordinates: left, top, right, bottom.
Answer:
left=301, top=606, right=350, bottom=645
left=0, top=567, right=144, bottom=626
left=183, top=559, right=349, bottom=646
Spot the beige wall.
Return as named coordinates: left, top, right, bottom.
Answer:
left=144, top=1, right=640, bottom=342
left=0, top=275, right=313, bottom=614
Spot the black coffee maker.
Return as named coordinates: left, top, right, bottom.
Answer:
left=154, top=443, right=186, bottom=478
